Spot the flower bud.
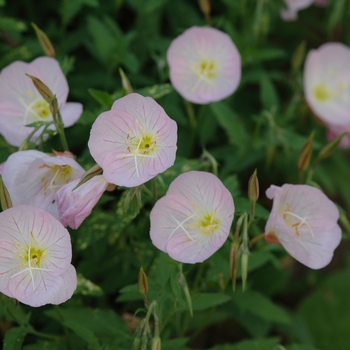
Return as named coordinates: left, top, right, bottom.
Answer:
left=26, top=74, right=53, bottom=103
left=298, top=131, right=314, bottom=172
left=318, top=132, right=347, bottom=161
left=0, top=175, right=12, bottom=210
left=138, top=266, right=148, bottom=296
left=248, top=169, right=259, bottom=202
left=32, top=23, right=55, bottom=57
left=119, top=68, right=133, bottom=94
left=241, top=248, right=249, bottom=292
left=151, top=337, right=161, bottom=350
left=72, top=164, right=103, bottom=191
left=230, top=241, right=241, bottom=291
left=292, top=40, right=306, bottom=72
left=199, top=0, right=211, bottom=16
left=132, top=336, right=141, bottom=350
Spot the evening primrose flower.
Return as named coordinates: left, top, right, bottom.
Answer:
left=280, top=0, right=314, bottom=21
left=150, top=171, right=234, bottom=263
left=265, top=184, right=341, bottom=269
left=2, top=150, right=84, bottom=219
left=56, top=175, right=109, bottom=229
left=88, top=93, right=177, bottom=188
left=304, top=43, right=350, bottom=126
left=0, top=205, right=77, bottom=307
left=166, top=26, right=241, bottom=104
left=0, top=57, right=82, bottom=147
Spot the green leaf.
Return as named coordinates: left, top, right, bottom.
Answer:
left=242, top=47, right=286, bottom=65
left=259, top=71, right=279, bottom=110
left=208, top=337, right=280, bottom=349
left=178, top=293, right=231, bottom=312
left=116, top=283, right=143, bottom=302
left=61, top=0, right=99, bottom=26
left=0, top=17, right=26, bottom=32
left=235, top=198, right=270, bottom=219
left=231, top=290, right=291, bottom=324
left=75, top=273, right=104, bottom=296
left=88, top=89, right=114, bottom=110
left=3, top=327, right=27, bottom=350
left=136, top=83, right=173, bottom=99
left=63, top=321, right=101, bottom=350
left=210, top=102, right=248, bottom=152
left=162, top=337, right=190, bottom=350
left=298, top=269, right=350, bottom=350
left=286, top=345, right=322, bottom=350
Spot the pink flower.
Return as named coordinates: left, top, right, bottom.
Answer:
left=166, top=26, right=241, bottom=104
left=88, top=93, right=177, bottom=188
left=0, top=205, right=76, bottom=307
left=0, top=57, right=83, bottom=147
left=56, top=175, right=108, bottom=229
left=150, top=171, right=234, bottom=263
left=2, top=150, right=84, bottom=219
left=265, top=184, right=341, bottom=269
left=280, top=0, right=314, bottom=21
left=304, top=43, right=350, bottom=127
left=326, top=123, right=350, bottom=148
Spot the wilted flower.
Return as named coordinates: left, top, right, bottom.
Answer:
left=88, top=93, right=177, bottom=188
left=265, top=184, right=341, bottom=269
left=2, top=150, right=84, bottom=219
left=280, top=0, right=314, bottom=21
left=0, top=57, right=82, bottom=147
left=56, top=175, right=108, bottom=229
left=166, top=26, right=241, bottom=104
left=0, top=205, right=77, bottom=307
left=150, top=171, right=234, bottom=263
left=304, top=43, right=350, bottom=127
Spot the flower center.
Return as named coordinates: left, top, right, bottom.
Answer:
left=33, top=100, right=51, bottom=119
left=194, top=59, right=218, bottom=81
left=11, top=234, right=51, bottom=290
left=133, top=133, right=157, bottom=155
left=22, top=98, right=52, bottom=125
left=41, top=164, right=75, bottom=194
left=281, top=204, right=314, bottom=238
left=191, top=211, right=220, bottom=236
left=313, top=84, right=332, bottom=102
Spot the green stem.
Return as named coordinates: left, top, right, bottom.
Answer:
left=184, top=100, right=197, bottom=129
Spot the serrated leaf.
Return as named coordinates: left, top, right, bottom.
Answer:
left=3, top=327, right=27, bottom=350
